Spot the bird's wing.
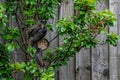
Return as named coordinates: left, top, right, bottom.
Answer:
left=28, top=25, right=40, bottom=38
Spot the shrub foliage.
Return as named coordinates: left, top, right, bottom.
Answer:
left=0, top=0, right=119, bottom=80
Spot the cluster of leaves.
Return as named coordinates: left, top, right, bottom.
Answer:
left=23, top=0, right=61, bottom=25
left=0, top=4, right=15, bottom=80
left=10, top=60, right=54, bottom=80
left=0, top=0, right=60, bottom=79
left=44, top=0, right=120, bottom=69
left=0, top=44, right=13, bottom=80
left=0, top=0, right=119, bottom=80
left=10, top=60, right=40, bottom=80
left=0, top=3, right=20, bottom=52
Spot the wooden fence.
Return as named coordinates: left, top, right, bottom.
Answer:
left=0, top=0, right=120, bottom=80
left=53, top=0, right=120, bottom=80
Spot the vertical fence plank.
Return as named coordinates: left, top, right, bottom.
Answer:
left=7, top=11, right=25, bottom=80
left=0, top=0, right=4, bottom=3
left=91, top=1, right=109, bottom=80
left=0, top=1, right=24, bottom=80
left=46, top=9, right=59, bottom=80
left=58, top=0, right=75, bottom=80
left=11, top=16, right=25, bottom=80
left=117, top=1, right=120, bottom=79
left=109, top=0, right=119, bottom=80
left=92, top=44, right=109, bottom=80
left=75, top=48, right=91, bottom=80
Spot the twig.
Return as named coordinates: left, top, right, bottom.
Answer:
left=49, top=34, right=59, bottom=43
left=15, top=13, right=26, bottom=47
left=97, top=42, right=106, bottom=45
left=51, top=39, right=73, bottom=65
left=15, top=40, right=27, bottom=53
left=4, top=21, right=28, bottom=56
left=19, top=1, right=24, bottom=18
left=15, top=13, right=27, bottom=26
left=62, top=39, right=73, bottom=61
left=18, top=1, right=29, bottom=45
left=16, top=15, right=31, bottom=61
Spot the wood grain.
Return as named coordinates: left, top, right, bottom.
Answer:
left=58, top=0, right=75, bottom=80
left=91, top=1, right=109, bottom=80
left=109, top=0, right=120, bottom=80
left=75, top=48, right=91, bottom=80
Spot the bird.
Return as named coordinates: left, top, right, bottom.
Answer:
left=28, top=22, right=47, bottom=48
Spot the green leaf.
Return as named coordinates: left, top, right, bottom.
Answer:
left=20, top=69, right=25, bottom=73
left=46, top=24, right=54, bottom=31
left=15, top=62, right=21, bottom=69
left=30, top=68, right=36, bottom=73
left=5, top=42, right=15, bottom=52
left=27, top=46, right=36, bottom=57
left=10, top=64, right=15, bottom=68
left=61, top=27, right=66, bottom=32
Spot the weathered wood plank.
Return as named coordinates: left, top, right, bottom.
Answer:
left=0, top=0, right=4, bottom=3
left=109, top=0, right=119, bottom=80
left=75, top=48, right=91, bottom=80
left=59, top=0, right=74, bottom=19
left=92, top=44, right=109, bottom=80
left=117, top=1, right=120, bottom=79
left=58, top=0, right=75, bottom=80
left=8, top=14, right=25, bottom=80
left=46, top=19, right=59, bottom=50
left=46, top=10, right=59, bottom=80
left=91, top=1, right=109, bottom=80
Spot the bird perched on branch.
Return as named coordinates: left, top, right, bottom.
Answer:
left=28, top=22, right=47, bottom=48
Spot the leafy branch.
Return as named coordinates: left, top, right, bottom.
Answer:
left=0, top=0, right=119, bottom=80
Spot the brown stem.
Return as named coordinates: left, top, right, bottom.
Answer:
left=15, top=13, right=26, bottom=47
left=62, top=39, right=73, bottom=61
left=15, top=40, right=30, bottom=57
left=33, top=74, right=37, bottom=80
left=49, top=34, right=59, bottom=43
left=52, top=45, right=85, bottom=66
left=16, top=12, right=31, bottom=62
left=19, top=0, right=24, bottom=18
left=16, top=20, right=30, bottom=61
left=18, top=1, right=29, bottom=46
left=49, top=39, right=73, bottom=66
left=15, top=13, right=26, bottom=26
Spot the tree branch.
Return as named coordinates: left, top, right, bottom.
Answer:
left=49, top=34, right=59, bottom=43
left=62, top=39, right=73, bottom=61
left=15, top=40, right=29, bottom=55
left=18, top=1, right=29, bottom=45
left=15, top=13, right=26, bottom=47
left=15, top=13, right=27, bottom=26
